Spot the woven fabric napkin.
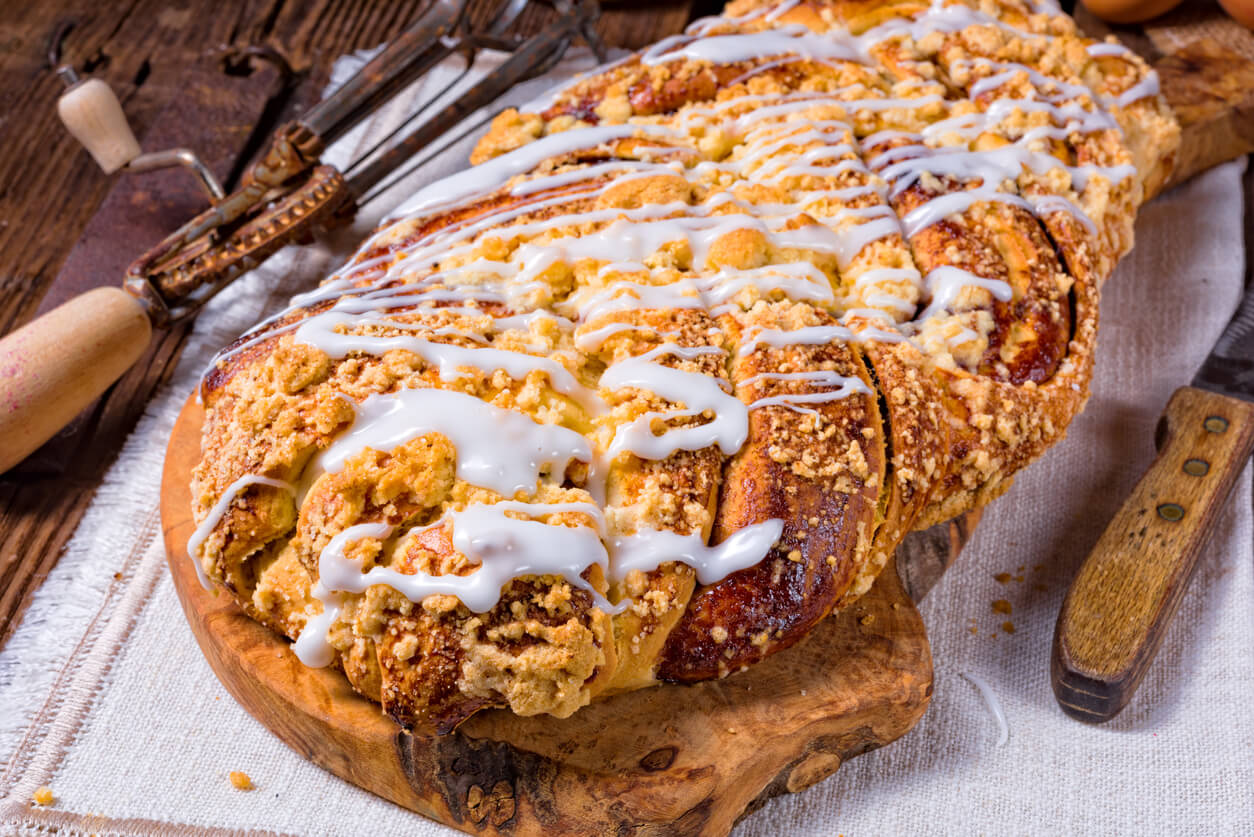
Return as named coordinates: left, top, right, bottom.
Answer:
left=1, top=44, right=1251, bottom=836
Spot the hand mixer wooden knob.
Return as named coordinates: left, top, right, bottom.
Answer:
left=56, top=75, right=143, bottom=174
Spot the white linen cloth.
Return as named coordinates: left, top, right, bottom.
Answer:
left=1, top=44, right=1251, bottom=836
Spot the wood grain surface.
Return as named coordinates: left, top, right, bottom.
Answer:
left=1053, top=386, right=1254, bottom=722
left=161, top=396, right=943, bottom=836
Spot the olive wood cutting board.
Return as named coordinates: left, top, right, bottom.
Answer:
left=161, top=397, right=973, bottom=836
left=155, top=8, right=1254, bottom=835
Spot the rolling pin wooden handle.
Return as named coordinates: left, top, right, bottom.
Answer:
left=0, top=287, right=152, bottom=474
left=1052, top=386, right=1254, bottom=723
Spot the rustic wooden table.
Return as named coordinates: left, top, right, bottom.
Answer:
left=0, top=0, right=705, bottom=651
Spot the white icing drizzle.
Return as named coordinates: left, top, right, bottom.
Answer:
left=742, top=370, right=871, bottom=416
left=187, top=475, right=295, bottom=591
left=1113, top=74, right=1160, bottom=108
left=509, top=160, right=668, bottom=196
left=881, top=145, right=1132, bottom=201
left=609, top=519, right=785, bottom=584
left=955, top=56, right=1096, bottom=105
left=698, top=264, right=836, bottom=312
left=961, top=671, right=1010, bottom=747
left=447, top=501, right=611, bottom=606
left=857, top=2, right=1041, bottom=50
left=294, top=310, right=603, bottom=413
left=294, top=503, right=614, bottom=667
left=852, top=266, right=922, bottom=289
left=1086, top=42, right=1132, bottom=58
left=917, top=266, right=1013, bottom=322
left=865, top=292, right=916, bottom=314
left=570, top=277, right=705, bottom=323
left=640, top=25, right=864, bottom=68
left=601, top=344, right=747, bottom=461
left=687, top=0, right=801, bottom=37
left=315, top=387, right=593, bottom=497
left=1085, top=42, right=1162, bottom=107
left=574, top=321, right=655, bottom=352
left=293, top=522, right=391, bottom=667
left=739, top=324, right=855, bottom=356
left=1031, top=194, right=1097, bottom=235
left=1025, top=0, right=1064, bottom=14
left=857, top=89, right=1128, bottom=243
left=829, top=213, right=904, bottom=268
left=901, top=188, right=1035, bottom=238
left=657, top=3, right=1048, bottom=73
left=388, top=124, right=679, bottom=220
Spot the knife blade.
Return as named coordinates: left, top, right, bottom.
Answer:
left=1191, top=276, right=1254, bottom=399
left=1052, top=278, right=1254, bottom=723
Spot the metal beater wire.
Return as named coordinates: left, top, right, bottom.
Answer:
left=346, top=20, right=576, bottom=204
left=355, top=109, right=498, bottom=208
left=342, top=51, right=479, bottom=182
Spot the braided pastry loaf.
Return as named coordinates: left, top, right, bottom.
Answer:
left=188, top=0, right=1179, bottom=733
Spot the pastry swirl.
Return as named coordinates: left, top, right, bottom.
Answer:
left=188, top=0, right=1179, bottom=732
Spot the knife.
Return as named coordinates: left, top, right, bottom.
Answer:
left=1052, top=280, right=1254, bottom=723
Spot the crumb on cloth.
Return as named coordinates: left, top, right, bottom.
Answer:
left=32, top=786, right=54, bottom=806
left=229, top=771, right=254, bottom=791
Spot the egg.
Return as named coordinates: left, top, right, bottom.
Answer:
left=1218, top=0, right=1254, bottom=28
left=1080, top=0, right=1185, bottom=24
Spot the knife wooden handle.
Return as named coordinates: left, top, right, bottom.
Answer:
left=0, top=287, right=152, bottom=474
left=1053, top=386, right=1254, bottom=722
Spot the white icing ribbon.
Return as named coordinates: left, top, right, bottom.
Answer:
left=186, top=475, right=294, bottom=591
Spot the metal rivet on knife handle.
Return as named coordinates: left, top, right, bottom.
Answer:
left=1182, top=458, right=1210, bottom=476
left=1204, top=415, right=1229, bottom=433
left=1156, top=503, right=1185, bottom=521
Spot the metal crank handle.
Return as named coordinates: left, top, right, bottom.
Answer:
left=0, top=72, right=338, bottom=474
left=56, top=67, right=224, bottom=201
left=0, top=288, right=152, bottom=474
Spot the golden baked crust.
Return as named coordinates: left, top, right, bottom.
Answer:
left=188, top=0, right=1179, bottom=732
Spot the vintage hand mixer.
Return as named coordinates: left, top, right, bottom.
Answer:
left=0, top=0, right=606, bottom=474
